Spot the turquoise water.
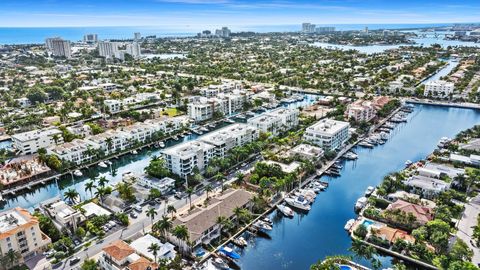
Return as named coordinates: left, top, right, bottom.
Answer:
left=361, top=219, right=374, bottom=229
left=235, top=104, right=480, bottom=269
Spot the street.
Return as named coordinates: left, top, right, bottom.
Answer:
left=456, top=194, right=480, bottom=265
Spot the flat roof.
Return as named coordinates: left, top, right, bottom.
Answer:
left=161, top=140, right=215, bottom=157
left=12, top=128, right=62, bottom=142
left=306, top=119, right=349, bottom=135
left=129, top=234, right=176, bottom=261
left=0, top=208, right=29, bottom=234
left=81, top=202, right=111, bottom=217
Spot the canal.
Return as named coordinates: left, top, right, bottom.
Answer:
left=1, top=94, right=321, bottom=211
left=235, top=104, right=480, bottom=270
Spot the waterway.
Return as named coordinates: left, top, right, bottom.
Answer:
left=421, top=59, right=459, bottom=85
left=1, top=94, right=322, bottom=211
left=235, top=104, right=480, bottom=270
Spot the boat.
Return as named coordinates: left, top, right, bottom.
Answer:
left=254, top=220, right=272, bottom=231
left=405, top=160, right=413, bottom=166
left=261, top=217, right=273, bottom=225
left=298, top=188, right=317, bottom=198
left=331, top=163, right=342, bottom=170
left=245, top=111, right=255, bottom=117
left=343, top=152, right=358, bottom=160
left=344, top=219, right=356, bottom=231
left=294, top=191, right=315, bottom=203
left=232, top=236, right=248, bottom=248
left=358, top=141, right=374, bottom=148
left=105, top=160, right=112, bottom=165
left=211, top=257, right=230, bottom=269
left=73, top=170, right=83, bottom=177
left=98, top=161, right=108, bottom=168
left=355, top=197, right=368, bottom=211
left=364, top=186, right=375, bottom=197
left=277, top=204, right=294, bottom=217
left=218, top=246, right=241, bottom=260
left=131, top=150, right=138, bottom=155
left=235, top=114, right=246, bottom=120
left=200, top=126, right=209, bottom=132
left=159, top=142, right=165, bottom=148
left=285, top=196, right=311, bottom=211
left=172, top=135, right=179, bottom=140
left=154, top=142, right=160, bottom=148
left=306, top=184, right=322, bottom=193
left=207, top=123, right=216, bottom=129
left=437, top=137, right=451, bottom=148
left=224, top=118, right=235, bottom=124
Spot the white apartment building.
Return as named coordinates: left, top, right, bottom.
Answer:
left=83, top=34, right=98, bottom=43
left=125, top=42, right=141, bottom=59
left=161, top=141, right=216, bottom=179
left=12, top=128, right=63, bottom=155
left=0, top=208, right=51, bottom=262
left=46, top=139, right=99, bottom=165
left=199, top=124, right=259, bottom=157
left=86, top=130, right=131, bottom=155
left=187, top=97, right=220, bottom=122
left=98, top=41, right=119, bottom=59
left=104, top=99, right=123, bottom=113
left=424, top=80, right=455, bottom=97
left=303, top=119, right=350, bottom=151
left=345, top=100, right=376, bottom=122
left=45, top=38, right=71, bottom=58
left=247, top=108, right=299, bottom=136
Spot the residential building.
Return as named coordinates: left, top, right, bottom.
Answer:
left=41, top=198, right=86, bottom=231
left=99, top=240, right=135, bottom=270
left=247, top=108, right=299, bottom=136
left=424, top=80, right=455, bottom=97
left=302, top=23, right=316, bottom=33
left=84, top=34, right=98, bottom=43
left=215, top=27, right=231, bottom=38
left=0, top=208, right=51, bottom=262
left=98, top=41, right=119, bottom=59
left=315, top=26, right=335, bottom=33
left=404, top=175, right=450, bottom=198
left=134, top=32, right=141, bottom=41
left=385, top=200, right=433, bottom=226
left=371, top=226, right=415, bottom=245
left=199, top=124, right=259, bottom=157
left=289, top=144, right=324, bottom=161
left=129, top=234, right=176, bottom=262
left=345, top=100, right=376, bottom=122
left=104, top=99, right=123, bottom=113
left=170, top=189, right=253, bottom=249
left=303, top=119, right=350, bottom=151
left=45, top=38, right=71, bottom=58
left=126, top=42, right=141, bottom=59
left=12, top=128, right=63, bottom=155
left=161, top=141, right=216, bottom=179
left=46, top=138, right=99, bottom=165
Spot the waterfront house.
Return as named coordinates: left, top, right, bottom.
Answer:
left=345, top=99, right=376, bottom=122
left=12, top=128, right=63, bottom=155
left=404, top=175, right=450, bottom=198
left=81, top=202, right=112, bottom=218
left=289, top=143, right=324, bottom=161
left=169, top=189, right=253, bottom=250
left=47, top=138, right=100, bottom=165
left=0, top=155, right=51, bottom=187
left=385, top=200, right=434, bottom=226
left=0, top=208, right=51, bottom=263
left=129, top=234, right=176, bottom=262
left=303, top=119, right=350, bottom=151
left=371, top=226, right=415, bottom=245
left=41, top=197, right=86, bottom=231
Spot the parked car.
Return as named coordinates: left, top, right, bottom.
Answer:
left=174, top=192, right=184, bottom=199
left=70, top=257, right=80, bottom=265
left=130, top=212, right=138, bottom=218
left=73, top=239, right=81, bottom=246
left=134, top=205, right=142, bottom=213
left=155, top=198, right=163, bottom=204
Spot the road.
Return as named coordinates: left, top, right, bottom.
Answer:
left=456, top=194, right=480, bottom=265
left=54, top=156, right=260, bottom=270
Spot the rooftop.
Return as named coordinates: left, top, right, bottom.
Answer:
left=161, top=140, right=215, bottom=158
left=306, top=119, right=349, bottom=134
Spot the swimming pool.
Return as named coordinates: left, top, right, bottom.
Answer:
left=361, top=219, right=374, bottom=229
left=339, top=265, right=353, bottom=270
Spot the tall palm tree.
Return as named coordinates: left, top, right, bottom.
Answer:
left=105, top=137, right=114, bottom=154
left=186, top=187, right=194, bottom=209
left=97, top=176, right=109, bottom=188
left=205, top=184, right=213, bottom=200
left=154, top=215, right=172, bottom=239
left=146, top=208, right=157, bottom=225
left=167, top=204, right=176, bottom=219
left=214, top=172, right=225, bottom=192
left=85, top=181, right=96, bottom=199
left=95, top=186, right=110, bottom=204
left=171, top=225, right=189, bottom=252
left=3, top=250, right=20, bottom=269
left=64, top=188, right=79, bottom=204
left=147, top=243, right=160, bottom=263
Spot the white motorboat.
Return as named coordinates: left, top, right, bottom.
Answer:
left=131, top=150, right=138, bottom=155
left=343, top=152, right=358, bottom=160
left=344, top=219, right=356, bottom=231
left=307, top=184, right=322, bottom=193
left=285, top=196, right=311, bottom=211
left=261, top=217, right=273, bottom=225
left=277, top=204, right=295, bottom=217
left=172, top=135, right=179, bottom=140
left=355, top=197, right=368, bottom=211
left=73, top=170, right=83, bottom=177
left=159, top=142, right=165, bottom=148
left=365, top=186, right=375, bottom=197
left=254, top=220, right=272, bottom=231
left=105, top=160, right=112, bottom=165
left=405, top=160, right=413, bottom=166
left=211, top=257, right=230, bottom=270
left=294, top=191, right=315, bottom=203
left=232, top=236, right=248, bottom=247
left=98, top=161, right=108, bottom=168
left=298, top=188, right=317, bottom=198
left=225, top=118, right=235, bottom=124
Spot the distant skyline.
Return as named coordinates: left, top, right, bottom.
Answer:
left=1, top=0, right=480, bottom=30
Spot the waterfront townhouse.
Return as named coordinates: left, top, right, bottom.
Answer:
left=187, top=94, right=245, bottom=122
left=199, top=124, right=259, bottom=157
left=247, top=108, right=299, bottom=136
left=345, top=100, right=376, bottom=122
left=424, top=80, right=455, bottom=97
left=169, top=189, right=253, bottom=250
left=41, top=198, right=86, bottom=231
left=0, top=208, right=51, bottom=263
left=161, top=141, right=216, bottom=179
left=187, top=98, right=215, bottom=122
left=119, top=122, right=156, bottom=144
left=12, top=128, right=63, bottom=155
left=86, top=130, right=131, bottom=155
left=303, top=119, right=350, bottom=151
left=46, top=138, right=100, bottom=165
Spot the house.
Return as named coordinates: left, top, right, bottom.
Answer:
left=41, top=197, right=86, bottom=231
left=372, top=226, right=415, bottom=244
left=129, top=234, right=176, bottom=262
left=404, top=175, right=450, bottom=198
left=99, top=240, right=135, bottom=270
left=0, top=208, right=51, bottom=263
left=170, top=189, right=253, bottom=250
left=81, top=202, right=111, bottom=218
left=386, top=200, right=433, bottom=225
left=289, top=143, right=324, bottom=161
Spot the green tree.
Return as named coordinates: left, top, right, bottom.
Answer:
left=148, top=243, right=160, bottom=263
left=81, top=259, right=98, bottom=270
left=147, top=208, right=157, bottom=225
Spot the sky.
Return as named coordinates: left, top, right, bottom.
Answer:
left=1, top=0, right=479, bottom=29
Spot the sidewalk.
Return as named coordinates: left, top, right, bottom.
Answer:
left=456, top=194, right=480, bottom=264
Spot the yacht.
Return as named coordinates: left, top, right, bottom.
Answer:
left=343, top=152, right=358, bottom=160
left=73, top=170, right=83, bottom=177
left=131, top=150, right=138, bottom=155
left=207, top=123, right=216, bottom=129
left=298, top=188, right=317, bottom=198
left=285, top=196, right=311, bottom=211
left=218, top=246, right=241, bottom=260
left=294, top=191, right=315, bottom=203
left=98, top=161, right=108, bottom=168
left=159, top=142, right=165, bottom=148
left=232, top=237, right=248, bottom=248
left=364, top=186, right=375, bottom=197
left=254, top=220, right=272, bottom=231
left=354, top=197, right=368, bottom=211
left=277, top=204, right=295, bottom=217
left=172, top=135, right=179, bottom=140
left=344, top=219, right=356, bottom=231
left=105, top=160, right=112, bottom=165
left=358, top=141, right=374, bottom=148
left=211, top=258, right=229, bottom=270
left=405, top=160, right=413, bottom=166
left=200, top=126, right=209, bottom=132
left=224, top=118, right=235, bottom=124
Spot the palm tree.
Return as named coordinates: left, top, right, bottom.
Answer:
left=214, top=172, right=225, bottom=192
left=186, top=187, right=194, bottom=209
left=3, top=250, right=20, bottom=269
left=171, top=225, right=189, bottom=252
left=97, top=176, right=109, bottom=188
left=154, top=215, right=173, bottom=239
left=85, top=181, right=96, bottom=199
left=147, top=243, right=160, bottom=263
left=64, top=188, right=79, bottom=204
left=52, top=134, right=61, bottom=145
left=205, top=184, right=213, bottom=200
left=105, top=137, right=113, bottom=154
left=95, top=186, right=110, bottom=204
left=146, top=208, right=157, bottom=225
left=167, top=204, right=176, bottom=219
left=235, top=172, right=244, bottom=185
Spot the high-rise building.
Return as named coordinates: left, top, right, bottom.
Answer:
left=215, top=27, right=231, bottom=38
left=98, top=41, right=119, bottom=59
left=302, top=23, right=316, bottom=33
left=316, top=26, right=335, bottom=33
left=134, top=32, right=141, bottom=41
left=45, top=37, right=71, bottom=58
left=83, top=34, right=98, bottom=43
left=126, top=42, right=141, bottom=59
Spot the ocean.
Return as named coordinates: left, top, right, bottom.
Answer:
left=0, top=23, right=455, bottom=45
